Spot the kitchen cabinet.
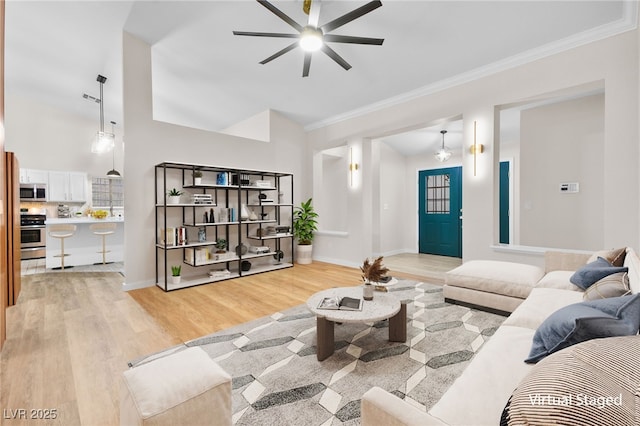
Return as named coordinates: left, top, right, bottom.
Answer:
left=48, top=171, right=87, bottom=202
left=19, top=168, right=48, bottom=184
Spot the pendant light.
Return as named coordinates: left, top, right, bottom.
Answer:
left=434, top=130, right=452, bottom=162
left=106, top=121, right=121, bottom=178
left=91, top=74, right=115, bottom=154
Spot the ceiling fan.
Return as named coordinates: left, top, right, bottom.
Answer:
left=233, top=0, right=384, bottom=77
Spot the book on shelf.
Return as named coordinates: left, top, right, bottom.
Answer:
left=317, top=296, right=363, bottom=311
left=209, top=268, right=231, bottom=279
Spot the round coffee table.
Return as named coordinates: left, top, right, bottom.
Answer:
left=306, top=286, right=407, bottom=361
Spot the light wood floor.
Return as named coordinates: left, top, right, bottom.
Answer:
left=1, top=256, right=456, bottom=425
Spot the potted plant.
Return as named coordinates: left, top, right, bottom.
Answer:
left=193, top=169, right=203, bottom=185
left=167, top=188, right=183, bottom=205
left=293, top=198, right=318, bottom=264
left=215, top=238, right=227, bottom=253
left=360, top=256, right=389, bottom=300
left=171, top=265, right=181, bottom=285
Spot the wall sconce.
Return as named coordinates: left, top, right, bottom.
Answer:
left=469, top=121, right=484, bottom=176
left=349, top=147, right=359, bottom=187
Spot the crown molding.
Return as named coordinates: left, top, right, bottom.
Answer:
left=304, top=1, right=639, bottom=132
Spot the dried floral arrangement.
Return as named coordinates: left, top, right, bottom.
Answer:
left=360, top=256, right=389, bottom=283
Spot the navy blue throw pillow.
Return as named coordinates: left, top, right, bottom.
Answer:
left=525, top=293, right=640, bottom=363
left=570, top=257, right=628, bottom=290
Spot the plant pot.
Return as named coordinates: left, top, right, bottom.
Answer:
left=171, top=275, right=181, bottom=285
left=168, top=196, right=181, bottom=205
left=296, top=244, right=313, bottom=264
left=194, top=177, right=202, bottom=185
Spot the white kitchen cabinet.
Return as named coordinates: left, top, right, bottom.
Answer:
left=19, top=168, right=49, bottom=184
left=48, top=171, right=87, bottom=202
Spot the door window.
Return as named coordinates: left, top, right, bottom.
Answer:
left=426, top=174, right=450, bottom=214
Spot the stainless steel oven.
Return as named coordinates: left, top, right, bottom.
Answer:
left=20, top=214, right=47, bottom=259
left=20, top=183, right=47, bottom=201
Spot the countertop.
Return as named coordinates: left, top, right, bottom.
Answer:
left=45, top=217, right=125, bottom=225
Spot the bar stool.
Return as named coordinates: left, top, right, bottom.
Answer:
left=49, top=224, right=77, bottom=270
left=90, top=222, right=117, bottom=264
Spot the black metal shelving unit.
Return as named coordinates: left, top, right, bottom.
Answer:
left=154, top=161, right=294, bottom=291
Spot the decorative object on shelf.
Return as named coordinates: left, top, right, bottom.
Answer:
left=435, top=129, right=452, bottom=162
left=216, top=172, right=229, bottom=186
left=91, top=74, right=115, bottom=154
left=470, top=120, right=484, bottom=177
left=198, top=227, right=206, bottom=243
left=193, top=169, right=203, bottom=185
left=273, top=250, right=284, bottom=264
left=293, top=198, right=318, bottom=264
left=192, top=194, right=213, bottom=204
left=235, top=243, right=248, bottom=256
left=167, top=188, right=183, bottom=204
left=171, top=265, right=181, bottom=285
left=249, top=210, right=258, bottom=221
left=232, top=173, right=250, bottom=186
left=241, top=260, right=252, bottom=272
left=240, top=204, right=250, bottom=220
left=215, top=238, right=227, bottom=253
left=209, top=208, right=215, bottom=223
left=360, top=256, right=389, bottom=301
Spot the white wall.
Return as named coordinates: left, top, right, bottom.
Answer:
left=308, top=30, right=639, bottom=268
left=4, top=94, right=124, bottom=179
left=519, top=94, right=604, bottom=250
left=122, top=32, right=306, bottom=289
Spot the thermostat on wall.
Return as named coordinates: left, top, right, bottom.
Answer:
left=560, top=182, right=579, bottom=193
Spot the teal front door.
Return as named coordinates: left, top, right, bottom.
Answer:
left=418, top=167, right=462, bottom=257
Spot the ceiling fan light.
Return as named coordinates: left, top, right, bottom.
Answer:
left=299, top=26, right=323, bottom=52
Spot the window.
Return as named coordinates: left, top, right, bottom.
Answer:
left=92, top=177, right=124, bottom=208
left=426, top=174, right=450, bottom=214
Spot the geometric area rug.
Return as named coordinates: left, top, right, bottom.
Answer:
left=129, top=280, right=506, bottom=425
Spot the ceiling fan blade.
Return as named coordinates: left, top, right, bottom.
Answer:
left=323, top=34, right=384, bottom=45
left=302, top=52, right=312, bottom=77
left=259, top=42, right=298, bottom=64
left=321, top=45, right=352, bottom=71
left=233, top=31, right=299, bottom=39
left=321, top=0, right=382, bottom=33
left=257, top=0, right=303, bottom=32
left=307, top=0, right=322, bottom=28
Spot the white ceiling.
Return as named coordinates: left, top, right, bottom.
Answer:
left=4, top=0, right=635, bottom=143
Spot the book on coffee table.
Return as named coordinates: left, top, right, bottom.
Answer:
left=317, top=296, right=363, bottom=311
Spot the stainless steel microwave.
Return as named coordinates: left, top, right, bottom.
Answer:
left=19, top=183, right=47, bottom=201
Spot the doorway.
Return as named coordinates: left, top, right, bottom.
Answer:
left=418, top=166, right=462, bottom=258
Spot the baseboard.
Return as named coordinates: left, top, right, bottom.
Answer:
left=444, top=297, right=511, bottom=317
left=122, top=279, right=156, bottom=291
left=311, top=256, right=360, bottom=269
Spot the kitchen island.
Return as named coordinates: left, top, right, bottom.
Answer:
left=45, top=217, right=124, bottom=269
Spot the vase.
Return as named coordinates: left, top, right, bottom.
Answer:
left=363, top=284, right=374, bottom=301
left=240, top=204, right=250, bottom=220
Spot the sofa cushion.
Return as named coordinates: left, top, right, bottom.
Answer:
left=525, top=293, right=640, bottom=363
left=501, top=335, right=640, bottom=426
left=429, top=325, right=536, bottom=426
left=503, top=288, right=584, bottom=330
left=536, top=270, right=582, bottom=291
left=588, top=247, right=627, bottom=267
left=445, top=260, right=544, bottom=299
left=569, top=257, right=628, bottom=290
left=583, top=272, right=631, bottom=301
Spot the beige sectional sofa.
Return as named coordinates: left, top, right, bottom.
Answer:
left=361, top=248, right=640, bottom=426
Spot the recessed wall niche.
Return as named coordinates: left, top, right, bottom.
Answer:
left=313, top=146, right=348, bottom=233
left=498, top=85, right=605, bottom=250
